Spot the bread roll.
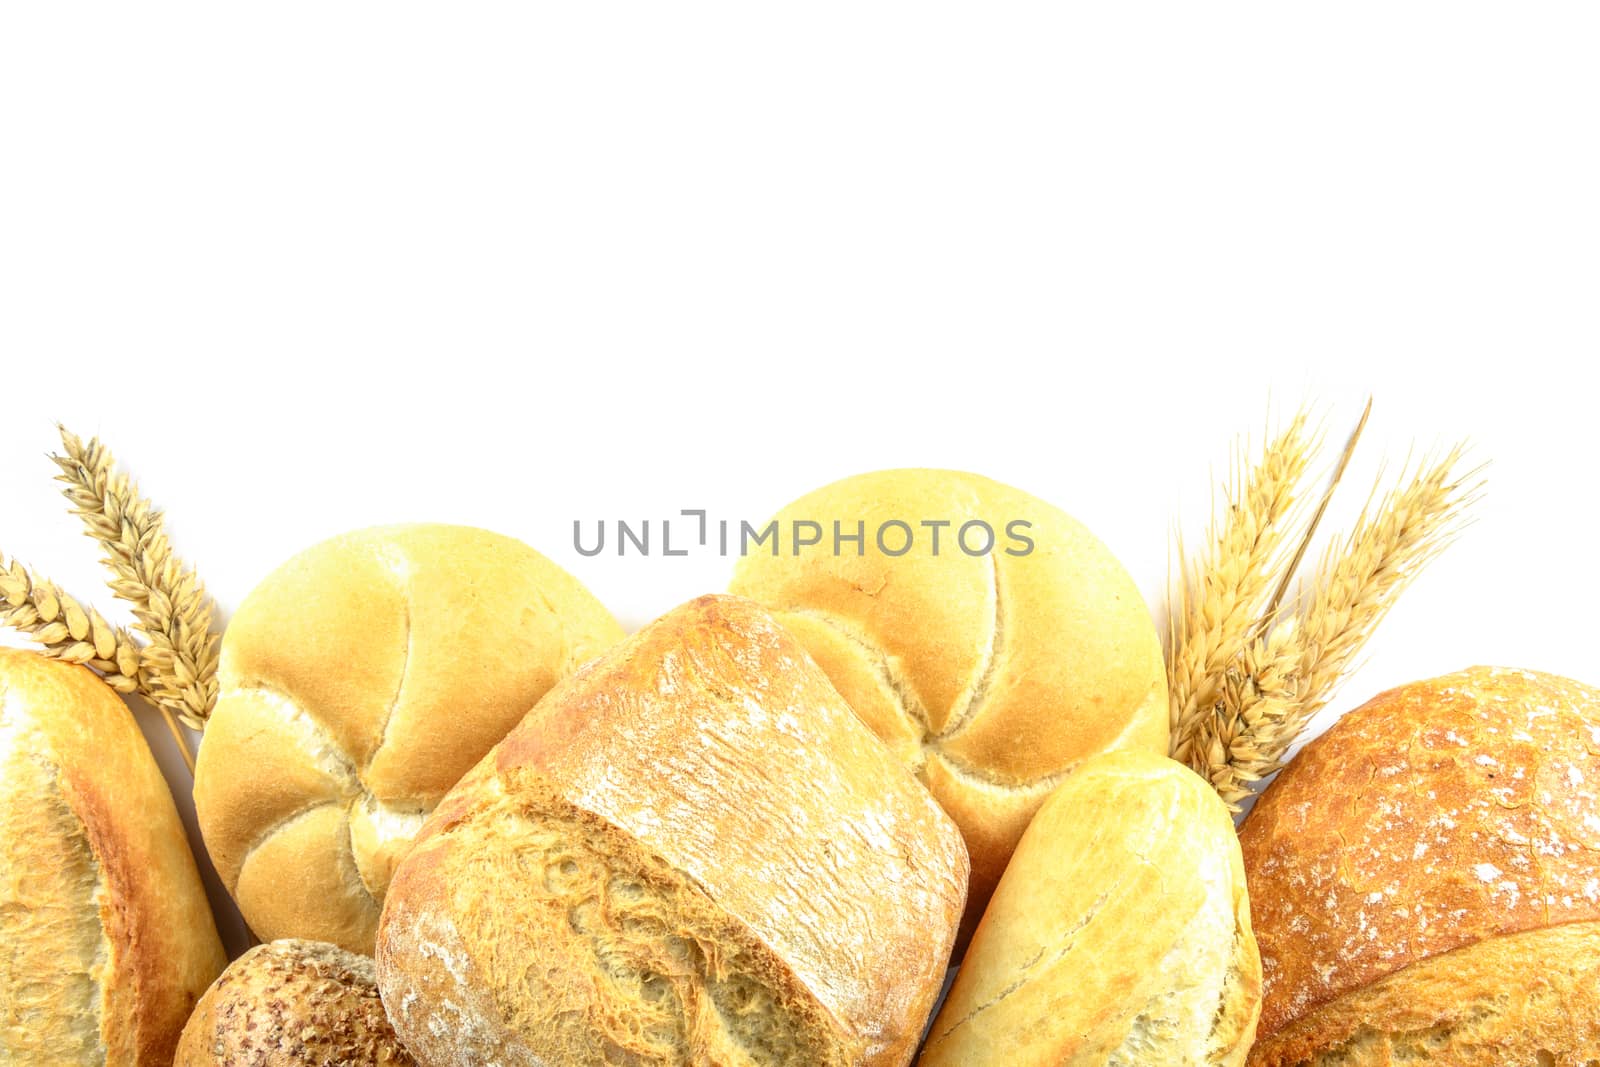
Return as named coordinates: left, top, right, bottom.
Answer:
left=1241, top=666, right=1600, bottom=1066
left=194, top=523, right=623, bottom=953
left=729, top=468, right=1167, bottom=932
left=919, top=750, right=1261, bottom=1066
left=376, top=594, right=968, bottom=1067
left=0, top=648, right=226, bottom=1065
left=176, top=940, right=414, bottom=1066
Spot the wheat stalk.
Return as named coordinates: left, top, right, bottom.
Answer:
left=1168, top=401, right=1480, bottom=811
left=52, top=428, right=221, bottom=737
left=1168, top=410, right=1317, bottom=767
left=1270, top=446, right=1482, bottom=748
left=0, top=555, right=144, bottom=691
left=0, top=553, right=201, bottom=771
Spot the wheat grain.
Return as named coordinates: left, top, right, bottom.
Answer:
left=0, top=555, right=144, bottom=691
left=52, top=427, right=221, bottom=731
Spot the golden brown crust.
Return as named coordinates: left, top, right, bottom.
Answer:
left=729, top=469, right=1167, bottom=931
left=919, top=751, right=1261, bottom=1067
left=175, top=940, right=414, bottom=1066
left=376, top=594, right=969, bottom=1066
left=1248, top=920, right=1600, bottom=1066
left=1241, top=666, right=1600, bottom=1061
left=194, top=524, right=623, bottom=953
left=0, top=648, right=226, bottom=1066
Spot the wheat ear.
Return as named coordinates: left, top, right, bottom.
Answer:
left=0, top=555, right=144, bottom=691
left=52, top=428, right=221, bottom=739
left=0, top=554, right=200, bottom=770
left=1168, top=410, right=1317, bottom=767
left=1168, top=402, right=1480, bottom=812
left=1270, top=446, right=1484, bottom=749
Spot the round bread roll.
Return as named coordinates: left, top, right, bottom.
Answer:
left=729, top=468, right=1167, bottom=929
left=919, top=749, right=1261, bottom=1066
left=376, top=595, right=968, bottom=1067
left=1241, top=666, right=1600, bottom=1066
left=176, top=939, right=413, bottom=1066
left=0, top=648, right=226, bottom=1065
left=194, top=524, right=623, bottom=954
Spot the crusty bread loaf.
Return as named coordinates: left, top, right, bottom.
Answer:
left=194, top=524, right=623, bottom=953
left=0, top=648, right=227, bottom=1065
left=1241, top=666, right=1600, bottom=1066
left=729, top=468, right=1167, bottom=933
left=176, top=939, right=414, bottom=1066
left=375, top=594, right=969, bottom=1066
left=919, top=750, right=1260, bottom=1066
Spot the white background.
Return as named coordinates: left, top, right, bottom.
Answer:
left=3, top=5, right=1597, bottom=956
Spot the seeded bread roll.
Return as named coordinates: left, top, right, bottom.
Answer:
left=0, top=648, right=226, bottom=1065
left=375, top=594, right=969, bottom=1066
left=729, top=468, right=1167, bottom=933
left=193, top=524, right=623, bottom=954
left=920, top=750, right=1261, bottom=1066
left=176, top=940, right=414, bottom=1066
left=1241, top=666, right=1600, bottom=1066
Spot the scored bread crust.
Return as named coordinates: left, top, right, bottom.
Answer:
left=918, top=750, right=1261, bottom=1067
left=0, top=648, right=226, bottom=1066
left=375, top=594, right=969, bottom=1067
left=729, top=469, right=1168, bottom=934
left=175, top=939, right=414, bottom=1066
left=194, top=524, right=623, bottom=953
left=1240, top=666, right=1600, bottom=1064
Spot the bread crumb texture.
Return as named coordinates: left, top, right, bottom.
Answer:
left=376, top=594, right=968, bottom=1066
left=176, top=939, right=414, bottom=1066
left=1241, top=666, right=1600, bottom=1065
left=0, top=716, right=106, bottom=1063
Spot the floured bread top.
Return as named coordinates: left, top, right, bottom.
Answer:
left=1240, top=666, right=1600, bottom=1039
left=377, top=594, right=969, bottom=1066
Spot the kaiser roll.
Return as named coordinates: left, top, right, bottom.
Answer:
left=193, top=523, right=623, bottom=954
left=375, top=594, right=969, bottom=1067
left=729, top=468, right=1167, bottom=930
left=920, top=749, right=1261, bottom=1067
left=1241, top=666, right=1600, bottom=1066
left=175, top=939, right=414, bottom=1066
left=0, top=648, right=226, bottom=1065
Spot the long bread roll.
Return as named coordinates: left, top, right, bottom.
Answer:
left=919, top=749, right=1260, bottom=1066
left=376, top=594, right=969, bottom=1066
left=0, top=648, right=226, bottom=1065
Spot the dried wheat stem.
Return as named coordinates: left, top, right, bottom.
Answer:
left=1262, top=397, right=1371, bottom=624
left=52, top=427, right=220, bottom=733
left=0, top=555, right=144, bottom=691
left=152, top=696, right=198, bottom=774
